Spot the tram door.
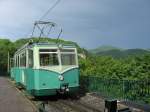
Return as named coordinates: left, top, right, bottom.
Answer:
left=20, top=51, right=26, bottom=86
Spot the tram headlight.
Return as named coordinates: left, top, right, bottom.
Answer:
left=66, top=88, right=69, bottom=92
left=58, top=75, right=64, bottom=81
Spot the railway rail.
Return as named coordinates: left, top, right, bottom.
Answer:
left=9, top=78, right=103, bottom=112
left=47, top=99, right=102, bottom=112
left=8, top=78, right=147, bottom=112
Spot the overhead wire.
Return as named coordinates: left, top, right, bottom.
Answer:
left=39, top=0, right=61, bottom=21
left=24, top=0, right=61, bottom=38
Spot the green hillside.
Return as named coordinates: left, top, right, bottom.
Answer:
left=89, top=45, right=122, bottom=54
left=89, top=46, right=150, bottom=58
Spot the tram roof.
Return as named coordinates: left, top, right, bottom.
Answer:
left=30, top=42, right=76, bottom=47
left=15, top=42, right=76, bottom=55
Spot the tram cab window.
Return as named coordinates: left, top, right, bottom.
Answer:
left=61, top=54, right=76, bottom=65
left=61, top=49, right=76, bottom=65
left=39, top=49, right=59, bottom=66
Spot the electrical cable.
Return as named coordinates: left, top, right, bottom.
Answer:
left=39, top=0, right=61, bottom=21
left=24, top=0, right=61, bottom=38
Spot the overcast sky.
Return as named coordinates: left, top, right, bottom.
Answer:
left=0, top=0, right=150, bottom=49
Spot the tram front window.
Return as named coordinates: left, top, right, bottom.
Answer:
left=39, top=49, right=59, bottom=66
left=39, top=49, right=77, bottom=66
left=61, top=54, right=76, bottom=65
left=60, top=49, right=77, bottom=65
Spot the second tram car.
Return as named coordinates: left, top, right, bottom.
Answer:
left=10, top=42, right=79, bottom=96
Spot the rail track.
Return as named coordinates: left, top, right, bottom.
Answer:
left=9, top=78, right=103, bottom=112
left=10, top=78, right=144, bottom=112
left=48, top=99, right=101, bottom=112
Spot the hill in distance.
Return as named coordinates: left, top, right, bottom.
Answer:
left=89, top=45, right=150, bottom=58
left=89, top=45, right=123, bottom=54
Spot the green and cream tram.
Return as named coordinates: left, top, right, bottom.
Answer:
left=11, top=42, right=79, bottom=96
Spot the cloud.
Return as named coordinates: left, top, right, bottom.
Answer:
left=0, top=0, right=150, bottom=48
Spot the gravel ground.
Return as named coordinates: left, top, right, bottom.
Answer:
left=81, top=92, right=148, bottom=112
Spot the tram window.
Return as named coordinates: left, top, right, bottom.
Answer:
left=39, top=49, right=57, bottom=52
left=17, top=56, right=19, bottom=67
left=20, top=52, right=26, bottom=67
left=60, top=49, right=75, bottom=52
left=10, top=58, right=14, bottom=68
left=40, top=53, right=59, bottom=66
left=28, top=50, right=33, bottom=68
left=15, top=56, right=17, bottom=67
left=61, top=54, right=76, bottom=65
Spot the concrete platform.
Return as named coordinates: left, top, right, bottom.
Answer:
left=0, top=77, right=35, bottom=112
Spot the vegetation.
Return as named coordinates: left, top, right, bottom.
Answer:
left=80, top=46, right=150, bottom=104
left=0, top=37, right=150, bottom=104
left=0, top=39, right=15, bottom=72
left=79, top=54, right=150, bottom=80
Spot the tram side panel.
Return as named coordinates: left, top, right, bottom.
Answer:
left=25, top=68, right=35, bottom=95
left=13, top=67, right=21, bottom=85
left=19, top=68, right=27, bottom=87
left=10, top=68, right=15, bottom=80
